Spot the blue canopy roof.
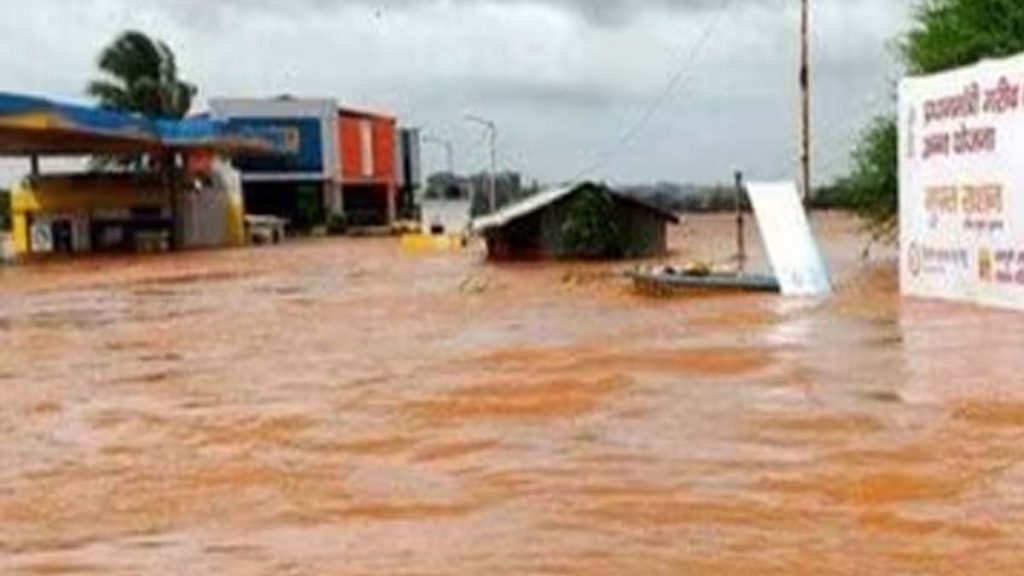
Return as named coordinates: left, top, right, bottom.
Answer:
left=0, top=92, right=280, bottom=156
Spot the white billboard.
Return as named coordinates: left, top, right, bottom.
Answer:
left=900, top=54, right=1024, bottom=310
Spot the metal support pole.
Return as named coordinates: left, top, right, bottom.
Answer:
left=734, top=170, right=746, bottom=273
left=488, top=129, right=497, bottom=214
left=165, top=150, right=182, bottom=251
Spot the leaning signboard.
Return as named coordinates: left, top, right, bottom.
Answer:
left=900, top=54, right=1024, bottom=310
left=747, top=182, right=831, bottom=298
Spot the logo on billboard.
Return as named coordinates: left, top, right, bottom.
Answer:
left=978, top=248, right=994, bottom=282
left=281, top=127, right=301, bottom=153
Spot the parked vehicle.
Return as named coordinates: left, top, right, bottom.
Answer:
left=245, top=215, right=288, bottom=246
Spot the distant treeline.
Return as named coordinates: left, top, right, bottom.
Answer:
left=619, top=182, right=853, bottom=214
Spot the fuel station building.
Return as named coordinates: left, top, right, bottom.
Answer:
left=0, top=92, right=276, bottom=259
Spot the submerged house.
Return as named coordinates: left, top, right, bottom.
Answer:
left=472, top=182, right=679, bottom=260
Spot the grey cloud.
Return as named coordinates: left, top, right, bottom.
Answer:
left=154, top=0, right=792, bottom=27
left=0, top=0, right=912, bottom=186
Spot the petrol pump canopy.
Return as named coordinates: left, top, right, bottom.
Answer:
left=0, top=92, right=159, bottom=155
left=0, top=92, right=281, bottom=157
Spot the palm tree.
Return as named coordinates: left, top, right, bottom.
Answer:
left=87, top=30, right=196, bottom=119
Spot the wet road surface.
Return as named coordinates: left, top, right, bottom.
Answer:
left=3, top=214, right=1024, bottom=575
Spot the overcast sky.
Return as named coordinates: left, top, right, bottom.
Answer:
left=0, top=0, right=913, bottom=187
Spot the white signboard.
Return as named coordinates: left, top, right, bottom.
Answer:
left=421, top=199, right=472, bottom=236
left=747, top=182, right=832, bottom=297
left=900, top=55, right=1024, bottom=310
left=0, top=233, right=13, bottom=263
left=30, top=217, right=53, bottom=254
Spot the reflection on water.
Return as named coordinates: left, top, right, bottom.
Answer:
left=3, top=215, right=1024, bottom=575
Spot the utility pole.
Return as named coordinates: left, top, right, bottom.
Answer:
left=799, top=0, right=813, bottom=205
left=465, top=114, right=498, bottom=214
left=423, top=135, right=455, bottom=175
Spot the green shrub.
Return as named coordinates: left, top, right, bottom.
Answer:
left=293, top=186, right=324, bottom=232
left=559, top=186, right=623, bottom=259
left=839, top=116, right=899, bottom=240
left=326, top=213, right=348, bottom=236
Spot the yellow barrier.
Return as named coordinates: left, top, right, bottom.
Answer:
left=400, top=234, right=467, bottom=253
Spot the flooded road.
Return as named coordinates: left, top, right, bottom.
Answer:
left=3, top=214, right=1024, bottom=575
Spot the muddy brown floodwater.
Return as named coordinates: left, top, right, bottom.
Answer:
left=3, top=213, right=1024, bottom=575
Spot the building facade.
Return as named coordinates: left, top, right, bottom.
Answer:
left=9, top=160, right=246, bottom=258
left=211, top=97, right=420, bottom=229
left=396, top=128, right=422, bottom=219
left=210, top=97, right=340, bottom=229
left=337, top=107, right=396, bottom=226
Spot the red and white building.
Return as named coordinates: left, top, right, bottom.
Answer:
left=210, top=97, right=419, bottom=228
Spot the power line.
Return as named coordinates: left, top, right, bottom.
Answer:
left=568, top=0, right=737, bottom=182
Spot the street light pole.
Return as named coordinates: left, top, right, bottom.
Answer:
left=465, top=114, right=498, bottom=214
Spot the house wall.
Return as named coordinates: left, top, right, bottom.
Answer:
left=483, top=212, right=544, bottom=260
left=615, top=201, right=670, bottom=258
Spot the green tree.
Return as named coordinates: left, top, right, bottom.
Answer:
left=839, top=117, right=899, bottom=238
left=904, top=0, right=1024, bottom=75
left=87, top=30, right=196, bottom=119
left=844, top=0, right=1024, bottom=234
left=559, top=185, right=623, bottom=259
